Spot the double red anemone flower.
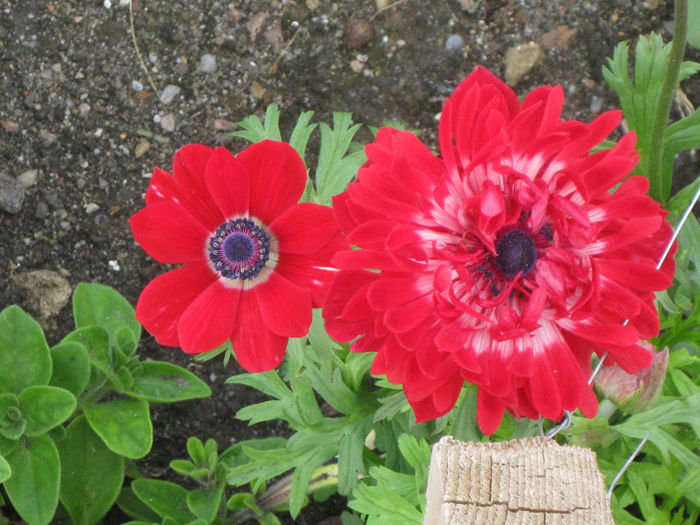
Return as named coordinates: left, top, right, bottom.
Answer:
left=323, top=67, right=675, bottom=434
left=130, top=140, right=344, bottom=372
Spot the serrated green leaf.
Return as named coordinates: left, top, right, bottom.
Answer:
left=131, top=479, right=193, bottom=522
left=397, top=434, right=431, bottom=480
left=232, top=104, right=282, bottom=143
left=49, top=341, right=91, bottom=397
left=226, top=371, right=291, bottom=400
left=57, top=416, right=124, bottom=525
left=83, top=399, right=152, bottom=459
left=4, top=434, right=60, bottom=525
left=236, top=400, right=284, bottom=425
left=338, top=418, right=371, bottom=494
left=0, top=305, right=51, bottom=394
left=126, top=361, right=211, bottom=403
left=72, top=283, right=141, bottom=347
left=18, top=385, right=76, bottom=437
left=289, top=110, right=317, bottom=160
left=314, top=112, right=365, bottom=204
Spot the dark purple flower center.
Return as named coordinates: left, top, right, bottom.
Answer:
left=208, top=218, right=270, bottom=280
left=495, top=229, right=536, bottom=278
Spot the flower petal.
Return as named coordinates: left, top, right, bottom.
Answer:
left=232, top=292, right=288, bottom=372
left=204, top=147, right=251, bottom=218
left=237, top=140, right=306, bottom=224
left=129, top=202, right=210, bottom=264
left=253, top=271, right=312, bottom=337
left=135, top=262, right=217, bottom=347
left=272, top=202, right=339, bottom=254
left=171, top=144, right=224, bottom=229
left=177, top=280, right=241, bottom=353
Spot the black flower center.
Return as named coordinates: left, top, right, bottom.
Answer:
left=495, top=229, right=536, bottom=278
left=208, top=218, right=270, bottom=280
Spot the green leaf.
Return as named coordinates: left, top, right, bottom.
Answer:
left=289, top=110, right=317, bottom=160
left=0, top=454, right=10, bottom=483
left=57, top=415, right=124, bottom=525
left=83, top=399, right=153, bottom=459
left=232, top=104, right=282, bottom=143
left=72, top=282, right=141, bottom=347
left=689, top=0, right=700, bottom=49
left=169, top=459, right=195, bottom=476
left=18, top=386, right=76, bottom=437
left=117, top=486, right=163, bottom=523
left=49, top=342, right=91, bottom=397
left=397, top=434, right=431, bottom=481
left=187, top=485, right=224, bottom=522
left=314, top=112, right=365, bottom=204
left=4, top=434, right=60, bottom=525
left=0, top=393, right=23, bottom=441
left=0, top=305, right=51, bottom=394
left=61, top=326, right=114, bottom=378
left=187, top=436, right=207, bottom=465
left=226, top=492, right=259, bottom=512
left=126, top=361, right=211, bottom=403
left=338, top=419, right=371, bottom=494
left=131, top=479, right=193, bottom=522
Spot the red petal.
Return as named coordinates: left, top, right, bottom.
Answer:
left=384, top=295, right=433, bottom=333
left=171, top=144, right=223, bottom=229
left=232, top=292, right=288, bottom=372
left=477, top=389, right=506, bottom=435
left=177, top=280, right=241, bottom=353
left=129, top=202, right=210, bottom=264
left=271, top=202, right=338, bottom=254
left=135, top=262, right=217, bottom=347
left=204, top=147, right=251, bottom=218
left=145, top=167, right=179, bottom=206
left=253, top=272, right=312, bottom=337
left=598, top=259, right=672, bottom=291
left=237, top=140, right=306, bottom=224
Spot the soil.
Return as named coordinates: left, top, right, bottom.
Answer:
left=0, top=0, right=698, bottom=524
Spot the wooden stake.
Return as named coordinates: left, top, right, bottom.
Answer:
left=423, top=436, right=614, bottom=525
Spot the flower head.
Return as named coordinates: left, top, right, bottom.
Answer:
left=324, top=67, right=675, bottom=434
left=130, top=140, right=344, bottom=371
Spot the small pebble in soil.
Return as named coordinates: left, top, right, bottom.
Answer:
left=159, top=85, right=181, bottom=104
left=132, top=80, right=144, bottom=91
left=17, top=169, right=38, bottom=188
left=198, top=54, right=217, bottom=73
left=345, top=19, right=374, bottom=48
left=445, top=34, right=464, bottom=51
left=0, top=172, right=26, bottom=214
left=589, top=96, right=603, bottom=114
left=108, top=260, right=121, bottom=272
left=160, top=112, right=176, bottom=132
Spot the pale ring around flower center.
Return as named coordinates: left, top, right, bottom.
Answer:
left=207, top=217, right=278, bottom=282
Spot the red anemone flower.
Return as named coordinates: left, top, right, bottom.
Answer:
left=323, top=67, right=675, bottom=434
left=130, top=140, right=344, bottom=371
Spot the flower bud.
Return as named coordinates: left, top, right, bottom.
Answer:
left=595, top=343, right=668, bottom=413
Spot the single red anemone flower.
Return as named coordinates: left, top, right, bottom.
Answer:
left=323, top=67, right=675, bottom=434
left=130, top=140, right=344, bottom=371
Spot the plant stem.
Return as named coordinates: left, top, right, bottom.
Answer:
left=647, top=0, right=688, bottom=203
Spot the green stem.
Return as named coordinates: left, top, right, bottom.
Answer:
left=598, top=399, right=618, bottom=420
left=647, top=0, right=688, bottom=203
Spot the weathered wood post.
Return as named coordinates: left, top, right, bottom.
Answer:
left=423, top=436, right=614, bottom=525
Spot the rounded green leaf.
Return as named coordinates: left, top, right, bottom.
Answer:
left=4, top=434, right=60, bottom=525
left=0, top=454, right=11, bottom=483
left=0, top=394, right=25, bottom=441
left=126, top=361, right=211, bottom=403
left=131, top=479, right=193, bottom=522
left=57, top=416, right=124, bottom=525
left=0, top=305, right=51, bottom=394
left=49, top=342, right=91, bottom=397
left=61, top=326, right=112, bottom=375
left=187, top=486, right=224, bottom=522
left=83, top=399, right=152, bottom=459
left=73, top=283, right=141, bottom=348
left=19, top=386, right=76, bottom=437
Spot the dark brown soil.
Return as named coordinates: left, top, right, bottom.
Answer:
left=1, top=1, right=698, bottom=523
